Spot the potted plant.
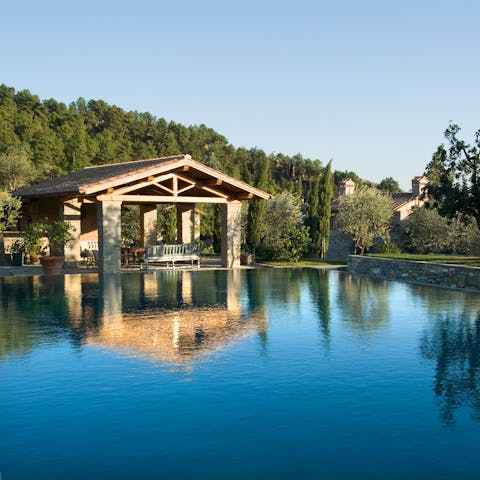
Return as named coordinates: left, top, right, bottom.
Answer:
left=23, top=222, right=44, bottom=265
left=11, top=239, right=25, bottom=266
left=36, top=219, right=75, bottom=275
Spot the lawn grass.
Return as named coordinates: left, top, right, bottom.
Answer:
left=368, top=253, right=480, bottom=267
left=259, top=257, right=346, bottom=268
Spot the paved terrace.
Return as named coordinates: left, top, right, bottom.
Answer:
left=0, top=257, right=244, bottom=277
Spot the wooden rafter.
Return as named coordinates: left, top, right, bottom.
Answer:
left=152, top=182, right=174, bottom=194
left=96, top=194, right=230, bottom=204
left=110, top=173, right=175, bottom=196
left=200, top=185, right=229, bottom=198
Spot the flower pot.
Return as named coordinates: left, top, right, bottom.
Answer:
left=240, top=252, right=255, bottom=266
left=40, top=256, right=65, bottom=275
left=28, top=253, right=41, bottom=265
left=12, top=252, right=24, bottom=266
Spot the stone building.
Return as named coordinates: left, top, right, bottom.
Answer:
left=327, top=176, right=429, bottom=259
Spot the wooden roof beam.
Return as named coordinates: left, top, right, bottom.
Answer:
left=96, top=194, right=229, bottom=204
left=109, top=173, right=175, bottom=196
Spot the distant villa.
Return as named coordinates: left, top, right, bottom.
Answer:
left=332, top=175, right=429, bottom=221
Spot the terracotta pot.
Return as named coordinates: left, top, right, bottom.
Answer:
left=40, top=256, right=65, bottom=275
left=28, top=253, right=41, bottom=265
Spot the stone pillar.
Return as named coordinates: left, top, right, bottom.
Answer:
left=60, top=200, right=82, bottom=265
left=97, top=200, right=122, bottom=274
left=221, top=201, right=242, bottom=268
left=176, top=204, right=200, bottom=244
left=140, top=205, right=157, bottom=245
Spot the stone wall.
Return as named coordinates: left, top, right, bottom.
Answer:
left=348, top=255, right=480, bottom=292
left=326, top=229, right=354, bottom=260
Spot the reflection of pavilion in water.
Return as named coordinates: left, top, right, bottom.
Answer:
left=65, top=270, right=267, bottom=365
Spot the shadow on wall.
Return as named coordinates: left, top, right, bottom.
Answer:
left=326, top=229, right=353, bottom=261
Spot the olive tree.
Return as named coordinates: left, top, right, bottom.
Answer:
left=403, top=207, right=450, bottom=253
left=0, top=191, right=22, bottom=235
left=258, top=191, right=311, bottom=261
left=335, top=187, right=393, bottom=254
left=404, top=207, right=479, bottom=254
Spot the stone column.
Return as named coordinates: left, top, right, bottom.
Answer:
left=139, top=205, right=157, bottom=245
left=221, top=201, right=242, bottom=268
left=60, top=200, right=82, bottom=266
left=97, top=200, right=122, bottom=274
left=176, top=204, right=200, bottom=244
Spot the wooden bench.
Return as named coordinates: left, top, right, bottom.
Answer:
left=80, top=240, right=99, bottom=266
left=143, top=243, right=200, bottom=270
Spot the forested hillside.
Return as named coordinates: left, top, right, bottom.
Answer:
left=0, top=84, right=379, bottom=197
left=0, top=84, right=407, bottom=258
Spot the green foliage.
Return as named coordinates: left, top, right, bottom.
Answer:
left=404, top=207, right=479, bottom=254
left=317, top=160, right=333, bottom=259
left=375, top=240, right=400, bottom=255
left=306, top=161, right=334, bottom=259
left=0, top=191, right=21, bottom=234
left=33, top=218, right=75, bottom=255
left=335, top=187, right=393, bottom=255
left=121, top=206, right=140, bottom=246
left=448, top=213, right=479, bottom=255
left=0, top=84, right=330, bottom=202
left=333, top=170, right=376, bottom=195
left=246, top=150, right=271, bottom=253
left=378, top=177, right=402, bottom=194
left=23, top=222, right=44, bottom=254
left=158, top=205, right=177, bottom=243
left=0, top=146, right=35, bottom=191
left=368, top=252, right=480, bottom=267
left=258, top=191, right=311, bottom=261
left=403, top=207, right=449, bottom=253
left=425, top=124, right=480, bottom=232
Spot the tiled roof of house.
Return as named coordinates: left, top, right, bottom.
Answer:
left=331, top=192, right=417, bottom=213
left=391, top=192, right=415, bottom=210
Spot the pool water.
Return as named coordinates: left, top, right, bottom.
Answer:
left=1, top=269, right=479, bottom=479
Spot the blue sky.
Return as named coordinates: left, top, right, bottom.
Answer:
left=2, top=0, right=479, bottom=190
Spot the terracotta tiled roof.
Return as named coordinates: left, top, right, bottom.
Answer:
left=331, top=192, right=417, bottom=213
left=14, top=155, right=187, bottom=197
left=13, top=154, right=271, bottom=200
left=391, top=192, right=415, bottom=210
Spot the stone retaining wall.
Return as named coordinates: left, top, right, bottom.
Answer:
left=348, top=255, right=480, bottom=292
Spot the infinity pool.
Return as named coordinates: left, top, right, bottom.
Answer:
left=1, top=269, right=480, bottom=479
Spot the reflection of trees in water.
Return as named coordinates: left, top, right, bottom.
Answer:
left=0, top=276, right=98, bottom=357
left=264, top=268, right=303, bottom=304
left=305, top=269, right=331, bottom=342
left=336, top=274, right=390, bottom=332
left=420, top=312, right=480, bottom=426
left=246, top=269, right=268, bottom=350
left=408, top=284, right=480, bottom=317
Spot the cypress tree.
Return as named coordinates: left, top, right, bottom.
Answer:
left=246, top=150, right=270, bottom=253
left=306, top=178, right=319, bottom=249
left=317, top=161, right=333, bottom=259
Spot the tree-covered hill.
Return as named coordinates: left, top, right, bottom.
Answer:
left=0, top=84, right=319, bottom=193
left=0, top=84, right=378, bottom=197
